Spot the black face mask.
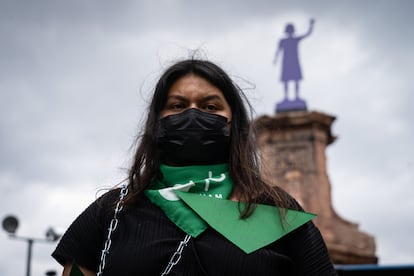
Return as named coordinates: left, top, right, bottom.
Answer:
left=156, top=108, right=230, bottom=166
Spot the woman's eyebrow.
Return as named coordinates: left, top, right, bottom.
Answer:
left=201, top=95, right=224, bottom=102
left=166, top=95, right=187, bottom=101
left=166, top=94, right=224, bottom=102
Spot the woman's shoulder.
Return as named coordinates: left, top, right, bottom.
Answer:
left=95, top=187, right=155, bottom=216
left=95, top=188, right=123, bottom=207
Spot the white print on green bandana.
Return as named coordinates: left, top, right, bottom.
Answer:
left=201, top=171, right=226, bottom=192
left=145, top=163, right=234, bottom=237
left=159, top=181, right=195, bottom=201
left=158, top=171, right=226, bottom=201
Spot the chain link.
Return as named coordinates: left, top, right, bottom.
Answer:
left=97, top=184, right=128, bottom=276
left=160, top=234, right=191, bottom=276
left=96, top=184, right=190, bottom=276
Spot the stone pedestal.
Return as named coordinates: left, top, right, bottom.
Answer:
left=254, top=110, right=377, bottom=264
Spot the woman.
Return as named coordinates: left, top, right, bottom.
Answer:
left=273, top=19, right=315, bottom=101
left=52, top=59, right=337, bottom=275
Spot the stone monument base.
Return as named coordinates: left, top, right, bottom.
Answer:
left=254, top=111, right=377, bottom=264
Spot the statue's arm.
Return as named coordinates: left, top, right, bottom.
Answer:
left=299, top=18, right=315, bottom=39
left=273, top=41, right=282, bottom=65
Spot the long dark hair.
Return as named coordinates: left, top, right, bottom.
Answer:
left=125, top=59, right=292, bottom=217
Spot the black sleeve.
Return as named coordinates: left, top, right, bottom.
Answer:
left=51, top=190, right=118, bottom=272
left=282, top=221, right=338, bottom=276
left=263, top=189, right=337, bottom=275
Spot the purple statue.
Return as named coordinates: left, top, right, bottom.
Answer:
left=273, top=19, right=315, bottom=113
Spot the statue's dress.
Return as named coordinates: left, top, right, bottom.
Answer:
left=279, top=37, right=303, bottom=82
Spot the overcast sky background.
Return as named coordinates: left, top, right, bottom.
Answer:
left=1, top=0, right=413, bottom=275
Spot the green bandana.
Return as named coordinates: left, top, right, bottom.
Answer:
left=70, top=261, right=83, bottom=276
left=145, top=163, right=315, bottom=253
left=176, top=191, right=315, bottom=253
left=145, top=163, right=233, bottom=237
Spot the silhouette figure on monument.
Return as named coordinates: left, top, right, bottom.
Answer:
left=273, top=19, right=315, bottom=113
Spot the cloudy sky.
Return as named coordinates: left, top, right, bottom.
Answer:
left=1, top=0, right=413, bottom=274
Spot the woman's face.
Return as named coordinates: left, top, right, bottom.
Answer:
left=160, top=74, right=232, bottom=122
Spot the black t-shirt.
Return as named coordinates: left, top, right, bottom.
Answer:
left=52, top=189, right=337, bottom=275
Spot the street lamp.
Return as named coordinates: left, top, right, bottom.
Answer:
left=2, top=215, right=61, bottom=276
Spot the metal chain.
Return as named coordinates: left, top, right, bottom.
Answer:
left=97, top=184, right=129, bottom=276
left=160, top=234, right=192, bottom=276
left=95, top=184, right=190, bottom=276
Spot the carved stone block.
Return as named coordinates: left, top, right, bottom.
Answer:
left=254, top=111, right=377, bottom=264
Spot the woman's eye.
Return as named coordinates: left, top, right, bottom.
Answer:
left=204, top=104, right=218, bottom=111
left=171, top=103, right=185, bottom=110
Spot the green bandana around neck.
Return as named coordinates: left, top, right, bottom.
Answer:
left=144, top=163, right=234, bottom=237
left=176, top=191, right=315, bottom=253
left=144, top=163, right=316, bottom=253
